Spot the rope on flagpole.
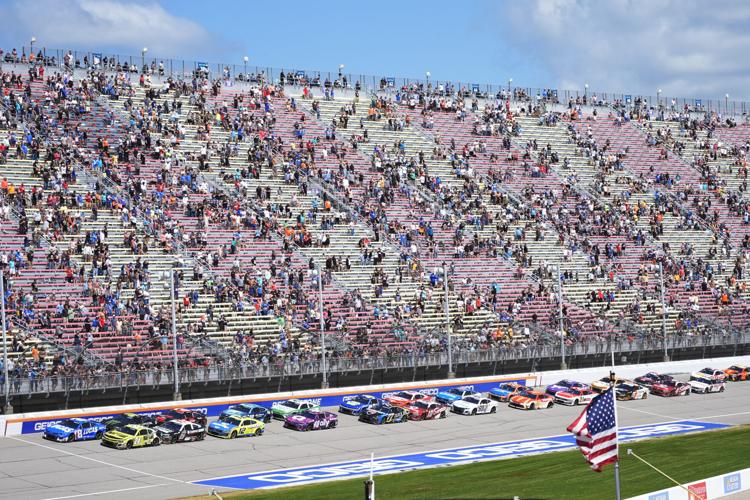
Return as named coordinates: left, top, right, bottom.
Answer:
left=610, top=371, right=622, bottom=500
left=626, top=449, right=702, bottom=499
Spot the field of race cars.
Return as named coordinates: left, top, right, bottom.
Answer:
left=1, top=363, right=749, bottom=500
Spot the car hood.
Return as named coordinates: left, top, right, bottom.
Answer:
left=436, top=392, right=458, bottom=400
left=341, top=400, right=364, bottom=408
left=104, top=430, right=133, bottom=441
left=45, top=425, right=74, bottom=435
left=286, top=415, right=313, bottom=424
left=490, top=388, right=511, bottom=395
left=451, top=400, right=474, bottom=409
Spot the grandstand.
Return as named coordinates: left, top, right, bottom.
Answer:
left=1, top=45, right=749, bottom=408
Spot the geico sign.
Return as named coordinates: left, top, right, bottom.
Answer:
left=426, top=439, right=572, bottom=461
left=250, top=459, right=424, bottom=483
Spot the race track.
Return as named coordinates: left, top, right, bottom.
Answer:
left=1, top=375, right=749, bottom=500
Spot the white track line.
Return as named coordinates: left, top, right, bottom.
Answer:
left=618, top=406, right=682, bottom=420
left=40, top=483, right=168, bottom=500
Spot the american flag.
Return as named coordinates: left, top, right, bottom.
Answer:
left=566, top=387, right=619, bottom=471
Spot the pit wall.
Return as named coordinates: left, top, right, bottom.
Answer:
left=2, top=355, right=747, bottom=437
left=626, top=467, right=749, bottom=500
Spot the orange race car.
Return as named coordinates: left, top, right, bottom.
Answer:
left=508, top=389, right=554, bottom=410
left=724, top=365, right=749, bottom=381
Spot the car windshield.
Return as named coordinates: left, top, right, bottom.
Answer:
left=353, top=395, right=372, bottom=403
left=557, top=380, right=573, bottom=387
left=162, top=421, right=183, bottom=432
left=119, top=426, right=139, bottom=435
left=224, top=417, right=243, bottom=426
left=111, top=414, right=131, bottom=423
left=497, top=384, right=516, bottom=391
left=699, top=368, right=714, bottom=375
left=729, top=366, right=743, bottom=371
left=232, top=404, right=253, bottom=412
left=299, top=411, right=318, bottom=419
left=463, top=397, right=481, bottom=405
left=617, top=384, right=634, bottom=391
left=282, top=401, right=301, bottom=409
left=413, top=401, right=431, bottom=409
left=518, top=390, right=536, bottom=398
left=58, top=419, right=79, bottom=428
left=164, top=410, right=182, bottom=419
left=565, top=389, right=583, bottom=395
left=446, top=389, right=463, bottom=395
left=394, top=392, right=412, bottom=399
left=690, top=377, right=712, bottom=384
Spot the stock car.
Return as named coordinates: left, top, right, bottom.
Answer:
left=406, top=400, right=449, bottom=420
left=690, top=368, right=726, bottom=382
left=207, top=415, right=265, bottom=438
left=220, top=403, right=272, bottom=423
left=358, top=403, right=409, bottom=425
left=103, top=412, right=156, bottom=431
left=383, top=391, right=432, bottom=407
left=434, top=388, right=481, bottom=405
left=154, top=419, right=206, bottom=443
left=688, top=376, right=726, bottom=394
left=154, top=408, right=207, bottom=426
left=271, top=399, right=320, bottom=420
left=338, top=394, right=381, bottom=415
left=43, top=418, right=107, bottom=442
left=545, top=379, right=589, bottom=396
left=553, top=387, right=596, bottom=406
left=451, top=396, right=498, bottom=415
left=650, top=380, right=692, bottom=397
left=634, top=372, right=674, bottom=388
left=591, top=376, right=626, bottom=393
left=508, top=390, right=554, bottom=410
left=284, top=410, right=338, bottom=431
left=724, top=365, right=749, bottom=381
left=101, top=424, right=160, bottom=449
left=489, top=382, right=525, bottom=402
left=615, top=382, right=649, bottom=400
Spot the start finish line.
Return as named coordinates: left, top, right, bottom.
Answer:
left=194, top=420, right=728, bottom=490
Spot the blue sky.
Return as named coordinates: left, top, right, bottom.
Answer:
left=0, top=0, right=748, bottom=101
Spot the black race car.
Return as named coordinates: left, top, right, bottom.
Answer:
left=153, top=419, right=206, bottom=444
left=634, top=372, right=673, bottom=388
left=103, top=412, right=156, bottom=431
left=154, top=408, right=207, bottom=426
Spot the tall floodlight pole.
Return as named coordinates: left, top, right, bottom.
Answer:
left=243, top=56, right=248, bottom=78
left=1, top=271, right=12, bottom=414
left=659, top=262, right=669, bottom=362
left=170, top=269, right=181, bottom=400
left=443, top=262, right=454, bottom=378
left=318, top=267, right=328, bottom=388
left=558, top=266, right=567, bottom=370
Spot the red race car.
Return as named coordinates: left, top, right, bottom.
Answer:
left=383, top=391, right=433, bottom=407
left=650, top=380, right=691, bottom=397
left=155, top=408, right=207, bottom=426
left=406, top=400, right=449, bottom=420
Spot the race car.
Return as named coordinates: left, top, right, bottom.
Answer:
left=154, top=419, right=206, bottom=444
left=382, top=391, right=432, bottom=407
left=508, top=390, right=554, bottom=410
left=545, top=379, right=589, bottom=396
left=284, top=410, right=338, bottom=431
left=553, top=387, right=596, bottom=406
left=220, top=403, right=272, bottom=423
left=101, top=424, right=160, bottom=449
left=690, top=368, right=726, bottom=382
left=406, top=400, right=449, bottom=420
left=688, top=377, right=726, bottom=394
left=488, top=382, right=525, bottom=402
left=634, top=372, right=674, bottom=388
left=43, top=418, right=107, bottom=442
left=724, top=365, right=749, bottom=381
left=451, top=396, right=498, bottom=415
left=358, top=403, right=409, bottom=425
left=650, top=380, right=691, bottom=397
left=615, top=383, right=649, bottom=400
left=591, top=376, right=626, bottom=393
left=102, top=412, right=156, bottom=431
left=207, top=415, right=265, bottom=438
left=154, top=408, right=207, bottom=426
left=434, top=388, right=481, bottom=405
left=338, top=394, right=381, bottom=415
left=271, top=399, right=320, bottom=420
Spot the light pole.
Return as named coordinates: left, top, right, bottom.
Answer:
left=168, top=269, right=181, bottom=400
left=659, top=262, right=669, bottom=362
left=425, top=71, right=431, bottom=87
left=141, top=47, right=148, bottom=71
left=318, top=267, right=328, bottom=388
left=657, top=88, right=662, bottom=107
left=1, top=271, right=12, bottom=414
left=725, top=93, right=730, bottom=114
left=584, top=83, right=589, bottom=99
left=243, top=56, right=248, bottom=78
left=30, top=37, right=36, bottom=56
left=557, top=266, right=566, bottom=370
left=338, top=63, right=344, bottom=80
left=442, top=262, right=454, bottom=378
left=508, top=77, right=513, bottom=93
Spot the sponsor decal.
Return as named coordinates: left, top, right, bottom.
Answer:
left=687, top=481, right=706, bottom=500
left=647, top=493, right=669, bottom=500
left=724, top=473, right=741, bottom=494
left=194, top=420, right=728, bottom=490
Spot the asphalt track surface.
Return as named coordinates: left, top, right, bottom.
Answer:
left=2, top=377, right=749, bottom=500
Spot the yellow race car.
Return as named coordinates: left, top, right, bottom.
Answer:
left=101, top=424, right=160, bottom=449
left=207, top=415, right=265, bottom=439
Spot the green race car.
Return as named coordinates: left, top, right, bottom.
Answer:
left=101, top=424, right=161, bottom=449
left=271, top=399, right=320, bottom=420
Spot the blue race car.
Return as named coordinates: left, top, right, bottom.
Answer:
left=43, top=418, right=107, bottom=442
left=338, top=394, right=381, bottom=415
left=220, top=403, right=272, bottom=423
left=489, top=382, right=524, bottom=402
left=545, top=379, right=588, bottom=396
left=358, top=403, right=409, bottom=425
left=435, top=388, right=480, bottom=405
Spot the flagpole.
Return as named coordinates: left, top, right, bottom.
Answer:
left=611, top=371, right=622, bottom=500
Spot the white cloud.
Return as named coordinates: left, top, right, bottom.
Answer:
left=504, top=0, right=750, bottom=100
left=0, top=0, right=217, bottom=59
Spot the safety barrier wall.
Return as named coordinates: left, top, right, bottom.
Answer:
left=2, top=354, right=747, bottom=437
left=626, top=467, right=750, bottom=500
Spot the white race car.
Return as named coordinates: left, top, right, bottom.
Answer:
left=553, top=387, right=597, bottom=406
left=688, top=377, right=726, bottom=394
left=690, top=368, right=725, bottom=382
left=451, top=396, right=498, bottom=416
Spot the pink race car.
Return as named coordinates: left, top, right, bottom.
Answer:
left=283, top=410, right=338, bottom=431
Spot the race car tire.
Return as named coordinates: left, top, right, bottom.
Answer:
left=440, top=411, right=447, bottom=419
left=197, top=433, right=205, bottom=441
left=490, top=407, right=496, bottom=414
left=264, top=416, right=271, bottom=423
left=719, top=386, right=725, bottom=392
left=95, top=431, right=103, bottom=439
left=67, top=434, right=75, bottom=443
left=548, top=402, right=554, bottom=408
left=530, top=403, right=536, bottom=410
left=573, top=399, right=579, bottom=406
left=643, top=392, right=648, bottom=399
left=330, top=421, right=337, bottom=428
left=255, top=428, right=264, bottom=436
left=306, top=424, right=313, bottom=432
left=471, top=409, right=477, bottom=416
left=151, top=439, right=160, bottom=447
left=126, top=441, right=133, bottom=449
left=230, top=430, right=237, bottom=439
